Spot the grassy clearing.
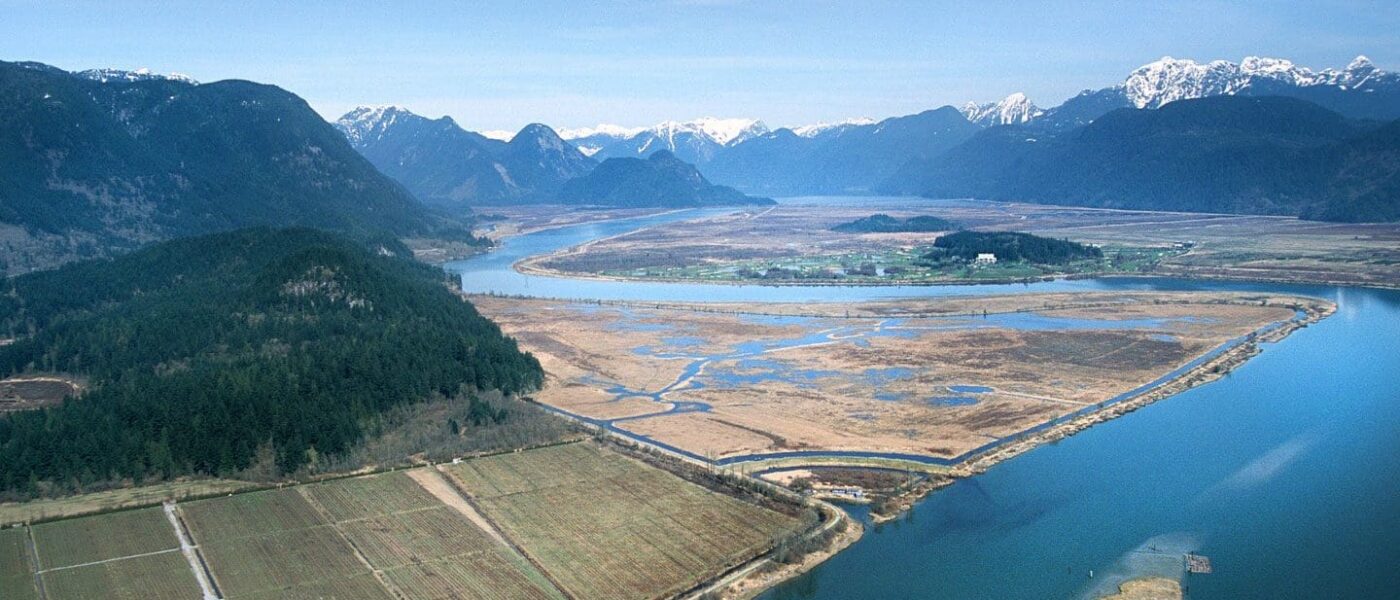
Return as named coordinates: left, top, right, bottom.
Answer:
left=30, top=507, right=177, bottom=569
left=41, top=550, right=196, bottom=600
left=0, top=527, right=38, bottom=600
left=446, top=442, right=800, bottom=600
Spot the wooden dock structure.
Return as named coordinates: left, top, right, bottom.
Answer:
left=1185, top=553, right=1213, bottom=574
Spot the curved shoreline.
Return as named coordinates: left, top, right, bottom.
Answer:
left=463, top=211, right=1345, bottom=598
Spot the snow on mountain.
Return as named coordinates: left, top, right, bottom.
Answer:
left=76, top=67, right=198, bottom=85
left=479, top=130, right=516, bottom=142
left=334, top=105, right=421, bottom=146
left=687, top=117, right=770, bottom=145
left=558, top=123, right=648, bottom=140
left=1121, top=55, right=1393, bottom=109
left=959, top=93, right=1043, bottom=126
left=790, top=117, right=876, bottom=137
left=562, top=118, right=768, bottom=147
left=1316, top=55, right=1385, bottom=89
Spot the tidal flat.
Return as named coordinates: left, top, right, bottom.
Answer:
left=472, top=292, right=1328, bottom=465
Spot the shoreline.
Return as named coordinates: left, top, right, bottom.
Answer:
left=515, top=255, right=1400, bottom=292
left=501, top=294, right=1331, bottom=597
left=692, top=299, right=1331, bottom=596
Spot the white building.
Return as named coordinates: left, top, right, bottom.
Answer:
left=974, top=253, right=997, bottom=265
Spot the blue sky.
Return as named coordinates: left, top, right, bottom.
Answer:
left=3, top=1, right=1396, bottom=132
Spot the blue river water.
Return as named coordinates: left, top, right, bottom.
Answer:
left=445, top=204, right=1400, bottom=598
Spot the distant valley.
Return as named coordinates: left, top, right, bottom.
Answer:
left=330, top=54, right=1399, bottom=224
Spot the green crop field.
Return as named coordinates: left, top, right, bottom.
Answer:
left=41, top=550, right=197, bottom=600
left=30, top=507, right=178, bottom=569
left=445, top=442, right=800, bottom=600
left=0, top=527, right=38, bottom=600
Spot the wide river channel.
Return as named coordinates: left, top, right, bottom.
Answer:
left=446, top=202, right=1399, bottom=599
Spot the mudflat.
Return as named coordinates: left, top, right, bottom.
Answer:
left=474, top=292, right=1327, bottom=463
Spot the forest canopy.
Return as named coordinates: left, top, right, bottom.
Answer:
left=0, top=227, right=542, bottom=496
left=925, top=231, right=1102, bottom=265
left=831, top=214, right=957, bottom=233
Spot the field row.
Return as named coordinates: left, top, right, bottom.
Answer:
left=446, top=443, right=799, bottom=600
left=1, top=442, right=799, bottom=600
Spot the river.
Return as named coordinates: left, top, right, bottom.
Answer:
left=445, top=203, right=1400, bottom=599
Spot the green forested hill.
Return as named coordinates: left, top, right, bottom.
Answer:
left=0, top=61, right=475, bottom=275
left=0, top=228, right=541, bottom=495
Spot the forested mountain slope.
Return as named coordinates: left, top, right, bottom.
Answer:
left=0, top=61, right=468, bottom=275
left=0, top=228, right=542, bottom=495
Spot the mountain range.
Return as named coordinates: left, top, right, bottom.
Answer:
left=335, top=106, right=595, bottom=210
left=561, top=117, right=770, bottom=165
left=553, top=150, right=771, bottom=208
left=0, top=60, right=468, bottom=276
left=885, top=96, right=1399, bottom=222
left=541, top=55, right=1398, bottom=211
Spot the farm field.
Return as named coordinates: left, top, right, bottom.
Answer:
left=0, top=444, right=804, bottom=600
left=0, top=527, right=38, bottom=600
left=473, top=292, right=1327, bottom=462
left=522, top=198, right=1400, bottom=287
left=9, top=507, right=200, bottom=600
left=443, top=442, right=801, bottom=600
left=181, top=470, right=562, bottom=600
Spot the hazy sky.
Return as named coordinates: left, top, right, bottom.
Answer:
left=4, top=1, right=1397, bottom=132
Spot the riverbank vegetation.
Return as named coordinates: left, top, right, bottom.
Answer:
left=523, top=200, right=1400, bottom=288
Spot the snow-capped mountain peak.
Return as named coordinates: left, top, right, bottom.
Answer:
left=960, top=92, right=1044, bottom=126
left=76, top=67, right=199, bottom=85
left=1318, top=55, right=1384, bottom=88
left=335, top=105, right=419, bottom=145
left=791, top=117, right=876, bottom=137
left=686, top=117, right=769, bottom=145
left=558, top=123, right=648, bottom=140
left=1120, top=55, right=1394, bottom=109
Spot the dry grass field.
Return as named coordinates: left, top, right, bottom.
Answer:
left=474, top=293, right=1319, bottom=461
left=527, top=198, right=1400, bottom=287
left=444, top=442, right=800, bottom=600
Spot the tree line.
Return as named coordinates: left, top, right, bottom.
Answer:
left=0, top=227, right=542, bottom=498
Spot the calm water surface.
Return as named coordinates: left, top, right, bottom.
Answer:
left=446, top=202, right=1400, bottom=598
